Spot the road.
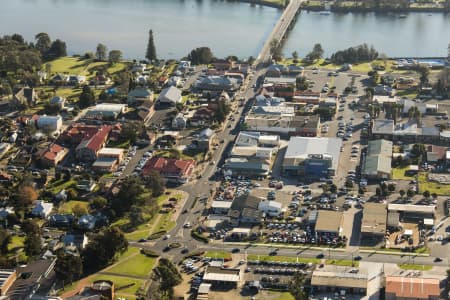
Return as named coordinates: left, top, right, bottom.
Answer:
left=254, top=0, right=303, bottom=67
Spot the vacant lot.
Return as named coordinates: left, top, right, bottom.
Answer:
left=418, top=172, right=450, bottom=195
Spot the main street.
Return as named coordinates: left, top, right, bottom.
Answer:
left=133, top=65, right=449, bottom=269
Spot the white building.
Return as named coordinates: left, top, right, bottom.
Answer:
left=36, top=115, right=63, bottom=132
left=258, top=200, right=282, bottom=217
left=31, top=200, right=54, bottom=218
left=158, top=86, right=182, bottom=105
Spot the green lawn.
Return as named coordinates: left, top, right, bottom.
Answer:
left=46, top=57, right=127, bottom=79
left=204, top=251, right=232, bottom=260
left=58, top=200, right=89, bottom=214
left=396, top=89, right=418, bottom=99
left=151, top=211, right=176, bottom=234
left=88, top=274, right=144, bottom=295
left=418, top=172, right=450, bottom=195
left=247, top=254, right=320, bottom=264
left=398, top=264, right=432, bottom=271
left=392, top=166, right=414, bottom=180
left=8, top=236, right=24, bottom=252
left=108, top=253, right=157, bottom=277
left=48, top=179, right=77, bottom=194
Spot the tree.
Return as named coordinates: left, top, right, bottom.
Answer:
left=416, top=65, right=430, bottom=86
left=96, top=43, right=107, bottom=61
left=108, top=50, right=122, bottom=64
left=45, top=63, right=52, bottom=76
left=387, top=183, right=396, bottom=193
left=120, top=122, right=139, bottom=144
left=407, top=189, right=415, bottom=198
left=247, top=56, right=255, bottom=65
left=329, top=184, right=337, bottom=194
left=214, top=99, right=231, bottom=123
left=55, top=252, right=82, bottom=284
left=22, top=219, right=41, bottom=235
left=375, top=187, right=381, bottom=198
left=188, top=47, right=214, bottom=65
left=129, top=205, right=144, bottom=227
left=423, top=190, right=430, bottom=199
left=145, top=30, right=157, bottom=62
left=296, top=76, right=308, bottom=90
left=47, top=39, right=67, bottom=58
left=431, top=193, right=438, bottom=199
left=35, top=32, right=51, bottom=55
left=15, top=185, right=38, bottom=210
left=399, top=189, right=405, bottom=199
left=83, top=227, right=128, bottom=270
left=11, top=33, right=25, bottom=44
left=154, top=258, right=182, bottom=297
left=24, top=233, right=42, bottom=257
left=292, top=51, right=299, bottom=62
left=0, top=228, right=11, bottom=255
left=289, top=272, right=308, bottom=300
left=78, top=85, right=95, bottom=108
left=111, top=177, right=144, bottom=216
left=91, top=196, right=107, bottom=210
left=146, top=170, right=165, bottom=197
left=72, top=204, right=88, bottom=217
left=306, top=43, right=324, bottom=61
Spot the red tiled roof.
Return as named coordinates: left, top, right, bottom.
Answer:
left=142, top=157, right=195, bottom=177
left=385, top=276, right=440, bottom=299
left=85, top=125, right=111, bottom=152
left=42, top=144, right=67, bottom=162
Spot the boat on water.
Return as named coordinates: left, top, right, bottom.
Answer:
left=319, top=11, right=331, bottom=15
left=398, top=14, right=407, bottom=18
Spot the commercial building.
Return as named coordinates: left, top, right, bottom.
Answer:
left=283, top=137, right=342, bottom=178
left=361, top=203, right=387, bottom=246
left=388, top=204, right=435, bottom=222
left=92, top=157, right=119, bottom=173
left=97, top=147, right=124, bottom=162
left=0, top=270, right=16, bottom=296
left=315, top=210, right=343, bottom=238
left=37, top=143, right=69, bottom=167
left=36, top=115, right=63, bottom=132
left=258, top=199, right=282, bottom=217
left=142, top=157, right=195, bottom=184
left=203, top=266, right=241, bottom=288
left=362, top=139, right=393, bottom=180
left=385, top=276, right=440, bottom=300
left=311, top=262, right=383, bottom=300
left=84, top=103, right=126, bottom=120
left=245, top=113, right=320, bottom=136
left=75, top=125, right=112, bottom=162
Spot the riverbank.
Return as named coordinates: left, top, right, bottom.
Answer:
left=301, top=0, right=450, bottom=13
left=238, top=0, right=286, bottom=9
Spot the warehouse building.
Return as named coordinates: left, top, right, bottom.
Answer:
left=282, top=137, right=342, bottom=178
left=362, top=139, right=393, bottom=180
left=315, top=210, right=343, bottom=239
left=360, top=203, right=387, bottom=246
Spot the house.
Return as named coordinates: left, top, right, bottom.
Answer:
left=12, top=87, right=37, bottom=107
left=75, top=125, right=112, bottom=162
left=127, top=87, right=153, bottom=104
left=282, top=137, right=342, bottom=177
left=90, top=74, right=112, bottom=86
left=172, top=113, right=187, bottom=130
left=49, top=214, right=74, bottom=227
left=37, top=143, right=69, bottom=167
left=49, top=96, right=65, bottom=109
left=212, top=59, right=235, bottom=71
left=196, top=128, right=216, bottom=151
left=63, top=233, right=89, bottom=250
left=168, top=76, right=182, bottom=87
left=258, top=200, right=282, bottom=217
left=158, top=86, right=182, bottom=105
left=385, top=276, right=440, bottom=300
left=131, top=63, right=146, bottom=73
left=84, top=103, right=126, bottom=120
left=51, top=74, right=68, bottom=85
left=196, top=76, right=239, bottom=92
left=31, top=201, right=54, bottom=218
left=362, top=139, right=393, bottom=180
left=315, top=210, right=343, bottom=239
left=142, top=157, right=195, bottom=184
left=6, top=259, right=57, bottom=300
left=311, top=262, right=383, bottom=300
left=360, top=203, right=387, bottom=246
left=68, top=75, right=86, bottom=85
left=190, top=107, right=216, bottom=126
left=36, top=115, right=63, bottom=132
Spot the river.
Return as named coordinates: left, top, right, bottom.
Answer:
left=1, top=1, right=450, bottom=59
